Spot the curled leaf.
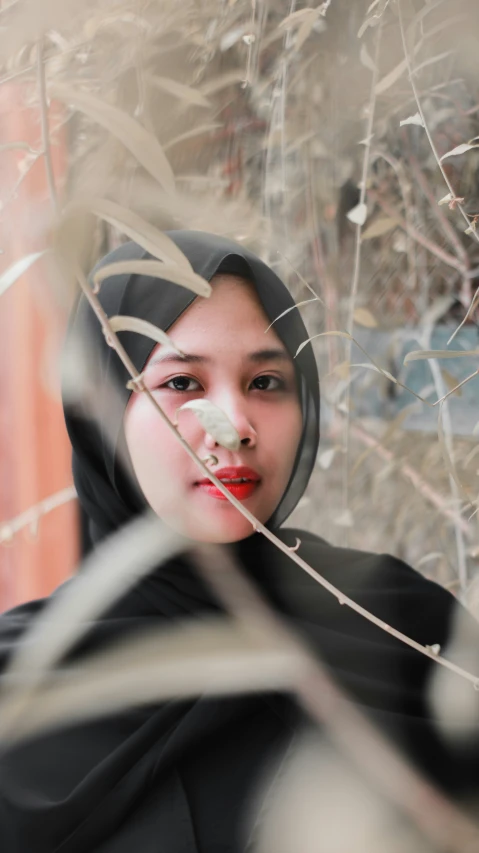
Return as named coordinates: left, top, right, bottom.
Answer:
left=67, top=199, right=192, bottom=271
left=438, top=192, right=453, bottom=206
left=399, top=112, right=424, bottom=128
left=264, top=297, right=319, bottom=333
left=93, top=260, right=211, bottom=298
left=176, top=400, right=240, bottom=451
left=440, top=142, right=479, bottom=162
left=163, top=123, right=221, bottom=152
left=108, top=316, right=183, bottom=352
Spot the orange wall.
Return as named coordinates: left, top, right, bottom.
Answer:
left=0, top=84, right=78, bottom=611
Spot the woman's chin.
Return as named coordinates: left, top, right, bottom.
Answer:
left=157, top=507, right=260, bottom=544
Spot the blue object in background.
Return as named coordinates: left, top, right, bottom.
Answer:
left=346, top=326, right=479, bottom=436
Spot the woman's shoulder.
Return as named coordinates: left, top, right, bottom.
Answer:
left=272, top=526, right=465, bottom=648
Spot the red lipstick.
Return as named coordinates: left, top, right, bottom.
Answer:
left=195, top=466, right=261, bottom=501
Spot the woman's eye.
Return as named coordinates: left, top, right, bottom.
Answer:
left=164, top=376, right=202, bottom=392
left=251, top=375, right=285, bottom=392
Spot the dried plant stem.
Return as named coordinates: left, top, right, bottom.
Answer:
left=195, top=544, right=479, bottom=853
left=369, top=189, right=467, bottom=275
left=243, top=0, right=257, bottom=88
left=74, top=269, right=479, bottom=688
left=348, top=422, right=471, bottom=537
left=37, top=39, right=59, bottom=218
left=305, top=136, right=338, bottom=369
left=0, top=486, right=77, bottom=545
left=408, top=152, right=471, bottom=307
left=397, top=1, right=475, bottom=242
left=408, top=153, right=469, bottom=269
left=342, top=18, right=383, bottom=541
left=397, top=0, right=479, bottom=343
left=373, top=148, right=416, bottom=289
left=346, top=22, right=382, bottom=335
left=428, top=357, right=468, bottom=591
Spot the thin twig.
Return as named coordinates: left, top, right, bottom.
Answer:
left=0, top=487, right=77, bottom=545
left=408, top=150, right=471, bottom=306
left=194, top=543, right=479, bottom=853
left=397, top=0, right=479, bottom=345
left=73, top=266, right=479, bottom=687
left=37, top=38, right=59, bottom=218
left=368, top=189, right=468, bottom=275
left=346, top=25, right=382, bottom=334
left=343, top=18, right=383, bottom=543
left=347, top=422, right=471, bottom=538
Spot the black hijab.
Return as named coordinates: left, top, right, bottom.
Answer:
left=1, top=232, right=479, bottom=853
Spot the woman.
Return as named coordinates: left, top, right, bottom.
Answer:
left=0, top=230, right=478, bottom=852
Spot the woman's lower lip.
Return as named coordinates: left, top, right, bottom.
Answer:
left=195, top=481, right=259, bottom=501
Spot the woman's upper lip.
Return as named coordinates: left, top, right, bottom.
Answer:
left=195, top=466, right=261, bottom=484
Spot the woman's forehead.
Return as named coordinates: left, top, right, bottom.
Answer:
left=167, top=273, right=273, bottom=334
left=145, top=276, right=291, bottom=367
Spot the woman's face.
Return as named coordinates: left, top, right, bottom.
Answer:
left=124, top=274, right=303, bottom=543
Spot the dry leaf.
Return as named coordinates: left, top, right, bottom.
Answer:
left=294, top=16, right=318, bottom=51
left=375, top=58, right=407, bottom=95
left=399, top=112, right=424, bottom=128
left=361, top=217, right=398, bottom=240
left=51, top=83, right=175, bottom=193
left=404, top=349, right=479, bottom=364
left=353, top=307, right=378, bottom=328
left=67, top=199, right=192, bottom=270
left=346, top=202, right=368, bottom=226
left=440, top=142, right=479, bottom=161
left=93, top=260, right=212, bottom=298
left=1, top=618, right=299, bottom=744
left=199, top=70, right=245, bottom=96
left=264, top=297, right=319, bottom=333
left=150, top=76, right=211, bottom=108
left=438, top=193, right=453, bottom=206
left=164, top=123, right=221, bottom=152
left=1, top=513, right=186, bottom=710
left=0, top=251, right=45, bottom=298
left=278, top=8, right=318, bottom=30
left=351, top=363, right=397, bottom=383
left=176, top=400, right=240, bottom=451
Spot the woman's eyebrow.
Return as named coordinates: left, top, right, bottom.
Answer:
left=147, top=348, right=290, bottom=367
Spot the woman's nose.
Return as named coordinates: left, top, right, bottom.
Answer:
left=204, top=395, right=257, bottom=449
